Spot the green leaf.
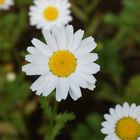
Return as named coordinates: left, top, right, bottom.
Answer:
left=40, top=96, right=53, bottom=119
left=45, top=112, right=75, bottom=140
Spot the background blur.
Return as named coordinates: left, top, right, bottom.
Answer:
left=0, top=0, right=140, bottom=139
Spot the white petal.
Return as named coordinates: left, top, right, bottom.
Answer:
left=56, top=26, right=67, bottom=50
left=74, top=73, right=96, bottom=90
left=43, top=74, right=58, bottom=97
left=101, top=122, right=114, bottom=130
left=51, top=26, right=59, bottom=40
left=25, top=54, right=49, bottom=64
left=31, top=38, right=52, bottom=57
left=123, top=102, right=129, bottom=117
left=56, top=78, right=69, bottom=101
left=69, top=82, right=82, bottom=101
left=129, top=103, right=136, bottom=115
left=75, top=36, right=97, bottom=56
left=31, top=73, right=58, bottom=96
left=31, top=73, right=58, bottom=97
left=56, top=84, right=62, bottom=102
left=104, top=134, right=119, bottom=140
left=78, top=73, right=96, bottom=84
left=69, top=29, right=84, bottom=52
left=109, top=108, right=118, bottom=121
left=77, top=53, right=98, bottom=65
left=101, top=128, right=113, bottom=134
left=115, top=105, right=123, bottom=119
left=77, top=63, right=100, bottom=74
left=132, top=106, right=140, bottom=118
left=104, top=134, right=117, bottom=140
left=22, top=64, right=49, bottom=75
left=104, top=114, right=116, bottom=124
left=69, top=72, right=88, bottom=89
left=27, top=46, right=38, bottom=54
left=31, top=75, right=49, bottom=92
left=86, top=82, right=95, bottom=90
left=42, top=29, right=58, bottom=51
left=65, top=25, right=74, bottom=49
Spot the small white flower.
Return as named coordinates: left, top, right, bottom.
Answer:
left=6, top=72, right=16, bottom=82
left=22, top=25, right=100, bottom=101
left=101, top=102, right=140, bottom=140
left=29, top=0, right=72, bottom=30
left=0, top=0, right=14, bottom=10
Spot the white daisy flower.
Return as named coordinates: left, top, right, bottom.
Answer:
left=22, top=25, right=100, bottom=101
left=0, top=0, right=14, bottom=10
left=101, top=102, right=140, bottom=140
left=29, top=0, right=72, bottom=30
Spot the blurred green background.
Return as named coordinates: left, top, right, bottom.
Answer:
left=0, top=0, right=140, bottom=139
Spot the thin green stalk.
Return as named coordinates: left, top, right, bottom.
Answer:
left=71, top=4, right=87, bottom=22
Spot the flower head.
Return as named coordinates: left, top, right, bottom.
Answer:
left=29, top=0, right=72, bottom=30
left=22, top=25, right=100, bottom=101
left=0, top=0, right=14, bottom=10
left=101, top=102, right=140, bottom=140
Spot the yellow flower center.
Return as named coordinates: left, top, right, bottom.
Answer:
left=115, top=117, right=140, bottom=140
left=0, top=0, right=5, bottom=4
left=43, top=6, right=58, bottom=21
left=49, top=51, right=77, bottom=77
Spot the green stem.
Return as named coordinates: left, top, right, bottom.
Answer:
left=85, top=0, right=101, bottom=14
left=71, top=4, right=87, bottom=22
left=85, top=14, right=102, bottom=36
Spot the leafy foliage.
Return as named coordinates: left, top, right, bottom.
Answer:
left=40, top=97, right=75, bottom=140
left=0, top=0, right=140, bottom=139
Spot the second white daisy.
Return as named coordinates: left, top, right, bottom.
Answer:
left=22, top=25, right=100, bottom=101
left=0, top=0, right=14, bottom=10
left=101, top=102, right=140, bottom=140
left=29, top=0, right=72, bottom=30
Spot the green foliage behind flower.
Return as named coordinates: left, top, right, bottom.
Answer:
left=0, top=0, right=140, bottom=139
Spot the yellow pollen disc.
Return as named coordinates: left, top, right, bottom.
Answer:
left=43, top=6, right=58, bottom=21
left=0, top=0, right=5, bottom=4
left=115, top=117, right=140, bottom=140
left=49, top=51, right=77, bottom=77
